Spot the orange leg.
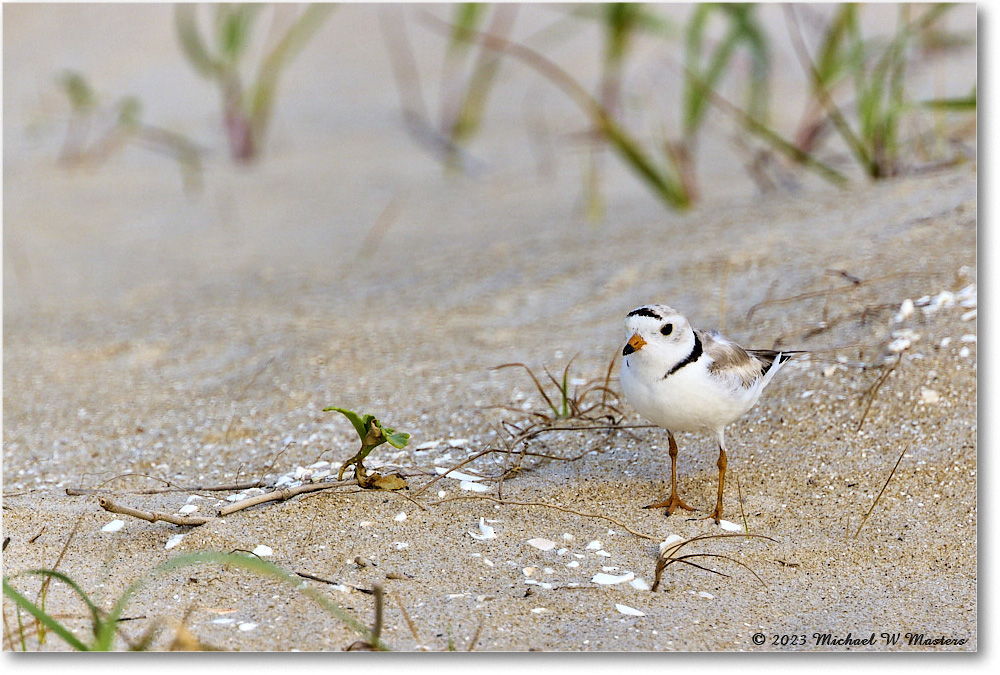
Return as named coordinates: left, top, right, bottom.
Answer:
left=644, top=431, right=696, bottom=516
left=704, top=436, right=727, bottom=524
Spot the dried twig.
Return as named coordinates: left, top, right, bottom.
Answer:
left=431, top=494, right=655, bottom=540
left=295, top=571, right=372, bottom=595
left=219, top=479, right=358, bottom=516
left=67, top=479, right=272, bottom=496
left=99, top=497, right=213, bottom=526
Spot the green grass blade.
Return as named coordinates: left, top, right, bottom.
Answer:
left=249, top=3, right=336, bottom=141
left=175, top=4, right=225, bottom=78
left=19, top=569, right=102, bottom=628
left=150, top=552, right=387, bottom=648
left=920, top=92, right=976, bottom=110
left=3, top=578, right=91, bottom=651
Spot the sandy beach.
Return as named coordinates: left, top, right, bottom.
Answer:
left=3, top=3, right=977, bottom=651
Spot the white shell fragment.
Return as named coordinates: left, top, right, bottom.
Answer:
left=630, top=578, right=651, bottom=591
left=394, top=512, right=407, bottom=522
left=415, top=440, right=442, bottom=451
left=585, top=540, right=602, bottom=550
left=101, top=519, right=125, bottom=533
left=887, top=337, right=911, bottom=353
left=920, top=388, right=941, bottom=405
left=698, top=591, right=716, bottom=600
left=165, top=534, right=185, bottom=550
left=434, top=467, right=485, bottom=481
left=719, top=520, right=743, bottom=532
left=527, top=538, right=556, bottom=551
left=615, top=603, right=646, bottom=617
left=252, top=545, right=273, bottom=557
left=957, top=283, right=976, bottom=305
left=237, top=622, right=258, bottom=632
left=460, top=480, right=490, bottom=492
left=591, top=571, right=635, bottom=585
left=469, top=517, right=496, bottom=541
left=659, top=535, right=684, bottom=555
left=894, top=298, right=914, bottom=323
left=178, top=504, right=199, bottom=514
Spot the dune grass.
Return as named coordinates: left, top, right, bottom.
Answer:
left=174, top=3, right=334, bottom=162
left=3, top=551, right=386, bottom=651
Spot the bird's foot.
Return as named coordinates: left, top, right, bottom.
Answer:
left=643, top=493, right=696, bottom=516
left=699, top=505, right=723, bottom=525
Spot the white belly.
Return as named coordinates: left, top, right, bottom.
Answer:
left=620, top=357, right=759, bottom=433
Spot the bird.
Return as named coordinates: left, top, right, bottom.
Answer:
left=619, top=304, right=793, bottom=524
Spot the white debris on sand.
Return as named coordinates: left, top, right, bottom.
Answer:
left=469, top=517, right=496, bottom=541
left=252, top=545, right=273, bottom=557
left=592, top=571, right=635, bottom=585
left=630, top=578, right=651, bottom=591
left=434, top=466, right=486, bottom=481
left=920, top=388, right=941, bottom=405
left=101, top=519, right=125, bottom=533
left=659, top=534, right=684, bottom=555
left=527, top=538, right=556, bottom=551
left=615, top=603, right=645, bottom=617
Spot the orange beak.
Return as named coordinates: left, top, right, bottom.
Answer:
left=623, top=333, right=646, bottom=356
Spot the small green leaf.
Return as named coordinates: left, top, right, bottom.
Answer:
left=383, top=429, right=411, bottom=449
left=323, top=406, right=370, bottom=441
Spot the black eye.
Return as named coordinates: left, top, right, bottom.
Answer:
left=660, top=323, right=673, bottom=336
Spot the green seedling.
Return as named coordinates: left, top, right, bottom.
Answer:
left=323, top=407, right=411, bottom=489
left=174, top=3, right=334, bottom=162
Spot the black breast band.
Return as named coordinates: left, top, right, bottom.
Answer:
left=665, top=333, right=703, bottom=378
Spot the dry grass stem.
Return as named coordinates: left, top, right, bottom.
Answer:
left=652, top=532, right=776, bottom=590
left=856, top=355, right=902, bottom=432
left=853, top=444, right=909, bottom=539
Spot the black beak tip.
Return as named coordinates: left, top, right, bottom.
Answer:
left=622, top=344, right=635, bottom=356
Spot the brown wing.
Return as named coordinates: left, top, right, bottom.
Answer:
left=697, top=329, right=767, bottom=388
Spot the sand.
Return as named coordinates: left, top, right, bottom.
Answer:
left=2, top=4, right=977, bottom=652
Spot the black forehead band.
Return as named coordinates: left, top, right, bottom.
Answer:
left=627, top=307, right=661, bottom=320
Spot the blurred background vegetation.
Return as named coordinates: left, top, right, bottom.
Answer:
left=16, top=3, right=977, bottom=215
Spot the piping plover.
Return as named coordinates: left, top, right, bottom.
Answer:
left=619, top=304, right=793, bottom=523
